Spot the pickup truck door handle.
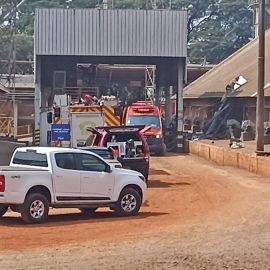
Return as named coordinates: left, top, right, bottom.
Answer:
left=55, top=175, right=63, bottom=178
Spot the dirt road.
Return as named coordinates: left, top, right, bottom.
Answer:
left=1, top=154, right=270, bottom=269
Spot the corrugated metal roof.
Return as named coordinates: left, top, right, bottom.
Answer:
left=184, top=29, right=270, bottom=98
left=35, top=9, right=187, bottom=57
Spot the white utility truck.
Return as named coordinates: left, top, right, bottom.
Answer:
left=0, top=147, right=147, bottom=224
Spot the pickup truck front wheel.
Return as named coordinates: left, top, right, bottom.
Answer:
left=0, top=206, right=8, bottom=217
left=21, top=193, right=49, bottom=224
left=115, top=188, right=142, bottom=217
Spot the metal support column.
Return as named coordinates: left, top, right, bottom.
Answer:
left=176, top=58, right=184, bottom=152
left=34, top=57, right=41, bottom=146
left=165, top=86, right=172, bottom=128
left=13, top=102, right=18, bottom=138
left=155, top=87, right=161, bottom=107
left=256, top=0, right=265, bottom=152
left=145, top=65, right=156, bottom=103
left=155, top=64, right=165, bottom=107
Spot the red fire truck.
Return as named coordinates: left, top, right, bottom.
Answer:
left=123, top=102, right=166, bottom=155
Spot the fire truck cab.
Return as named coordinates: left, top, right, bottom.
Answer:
left=124, top=102, right=166, bottom=155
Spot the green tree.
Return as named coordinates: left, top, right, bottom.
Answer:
left=0, top=0, right=253, bottom=64
left=15, top=33, right=34, bottom=60
left=17, top=0, right=68, bottom=35
left=183, top=0, right=253, bottom=64
left=0, top=27, right=13, bottom=60
left=0, top=29, right=33, bottom=61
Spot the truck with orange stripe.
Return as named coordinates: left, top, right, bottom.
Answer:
left=47, top=104, right=121, bottom=148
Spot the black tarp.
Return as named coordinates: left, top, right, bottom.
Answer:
left=199, top=98, right=233, bottom=139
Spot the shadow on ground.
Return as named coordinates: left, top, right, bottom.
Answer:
left=148, top=179, right=191, bottom=188
left=151, top=152, right=189, bottom=157
left=149, top=169, right=171, bottom=175
left=0, top=211, right=168, bottom=227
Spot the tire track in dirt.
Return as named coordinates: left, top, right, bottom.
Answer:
left=2, top=153, right=270, bottom=270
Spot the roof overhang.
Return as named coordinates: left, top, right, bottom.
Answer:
left=35, top=9, right=187, bottom=57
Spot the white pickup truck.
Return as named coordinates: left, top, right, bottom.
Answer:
left=0, top=147, right=147, bottom=224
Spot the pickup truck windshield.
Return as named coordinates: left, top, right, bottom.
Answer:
left=12, top=151, right=48, bottom=167
left=127, top=116, right=161, bottom=129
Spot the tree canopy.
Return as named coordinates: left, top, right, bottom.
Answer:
left=185, top=0, right=253, bottom=64
left=0, top=0, right=253, bottom=64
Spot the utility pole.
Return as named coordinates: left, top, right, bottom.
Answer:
left=9, top=0, right=17, bottom=138
left=256, top=0, right=265, bottom=152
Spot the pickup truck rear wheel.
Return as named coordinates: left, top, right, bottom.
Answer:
left=21, top=193, right=49, bottom=224
left=115, top=188, right=142, bottom=217
left=0, top=206, right=8, bottom=217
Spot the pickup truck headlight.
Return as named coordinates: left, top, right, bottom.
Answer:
left=139, top=175, right=146, bottom=182
left=156, top=134, right=162, bottom=138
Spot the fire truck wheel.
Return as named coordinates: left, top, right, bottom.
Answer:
left=157, top=145, right=166, bottom=156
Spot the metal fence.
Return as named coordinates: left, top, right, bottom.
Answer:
left=0, top=117, right=14, bottom=136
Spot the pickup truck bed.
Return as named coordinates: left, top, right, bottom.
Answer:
left=118, top=157, right=149, bottom=179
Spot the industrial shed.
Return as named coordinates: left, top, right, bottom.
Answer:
left=183, top=29, right=270, bottom=127
left=34, top=8, right=187, bottom=146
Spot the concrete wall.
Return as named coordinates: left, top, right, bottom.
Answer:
left=0, top=141, right=25, bottom=165
left=189, top=141, right=270, bottom=177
